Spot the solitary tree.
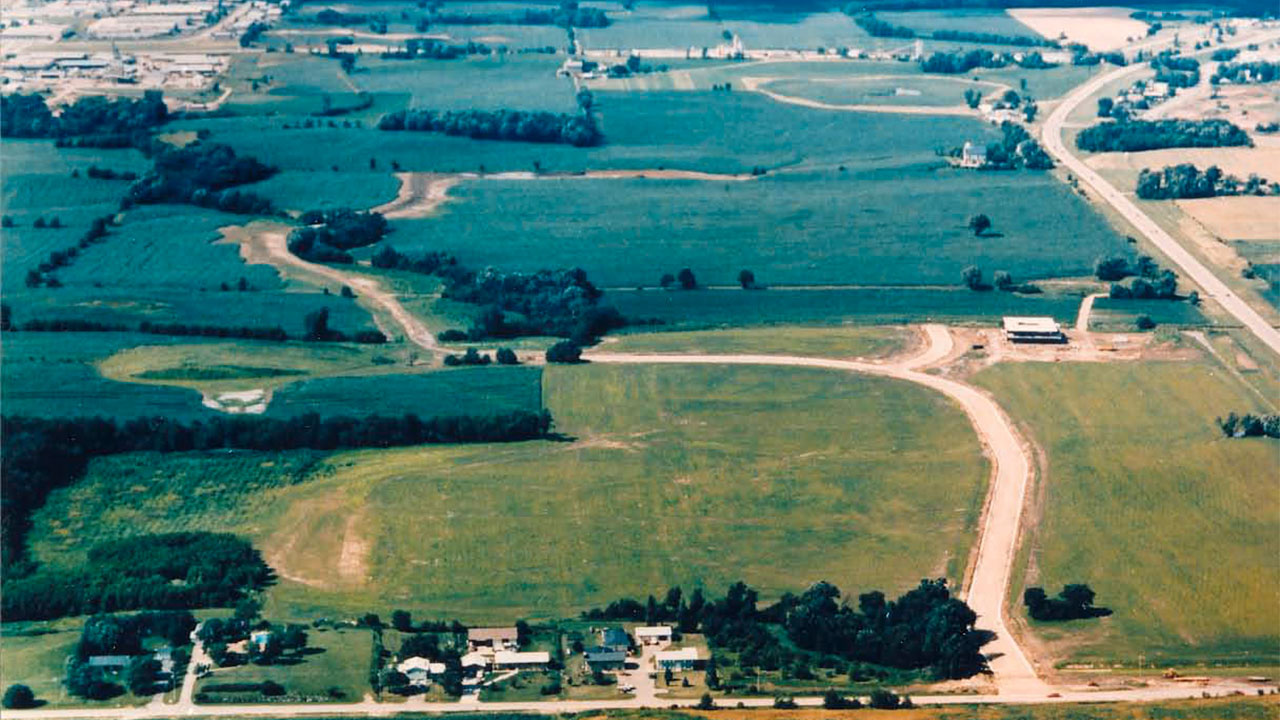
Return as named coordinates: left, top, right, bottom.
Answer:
left=303, top=307, right=331, bottom=341
left=968, top=213, right=991, bottom=236
left=993, top=270, right=1013, bottom=291
left=1097, top=97, right=1114, bottom=117
left=677, top=267, right=697, bottom=290
left=546, top=340, right=583, bottom=364
left=496, top=347, right=519, bottom=365
left=963, top=88, right=982, bottom=109
left=1094, top=255, right=1130, bottom=281
left=737, top=269, right=755, bottom=289
left=3, top=685, right=36, bottom=709
left=659, top=273, right=675, bottom=289
left=961, top=265, right=983, bottom=290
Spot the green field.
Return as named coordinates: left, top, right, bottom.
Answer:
left=254, top=363, right=988, bottom=620
left=877, top=10, right=1045, bottom=40
left=764, top=75, right=1003, bottom=107
left=193, top=624, right=373, bottom=703
left=607, top=287, right=1084, bottom=328
left=1088, top=298, right=1210, bottom=331
left=392, top=169, right=1126, bottom=288
left=354, top=55, right=578, bottom=113
left=606, top=325, right=910, bottom=358
left=261, top=365, right=544, bottom=418
left=973, top=361, right=1280, bottom=666
left=239, top=170, right=400, bottom=214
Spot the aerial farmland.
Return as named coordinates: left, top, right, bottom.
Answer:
left=0, top=0, right=1278, bottom=718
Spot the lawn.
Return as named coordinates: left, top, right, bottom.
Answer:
left=0, top=621, right=87, bottom=709
left=972, top=361, right=1280, bottom=666
left=1087, top=298, right=1210, bottom=331
left=390, top=168, right=1126, bottom=288
left=605, top=325, right=911, bottom=359
left=193, top=624, right=373, bottom=703
left=254, top=363, right=988, bottom=621
left=606, top=287, right=1084, bottom=328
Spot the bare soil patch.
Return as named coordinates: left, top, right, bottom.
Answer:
left=1008, top=8, right=1148, bottom=50
left=1176, top=196, right=1280, bottom=241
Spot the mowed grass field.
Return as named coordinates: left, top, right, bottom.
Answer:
left=972, top=361, right=1280, bottom=666
left=606, top=325, right=911, bottom=359
left=193, top=624, right=373, bottom=703
left=254, top=363, right=988, bottom=621
left=392, top=168, right=1127, bottom=288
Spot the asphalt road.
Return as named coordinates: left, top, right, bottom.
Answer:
left=1040, top=27, right=1280, bottom=357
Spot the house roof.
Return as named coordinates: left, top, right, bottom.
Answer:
left=397, top=657, right=446, bottom=675
left=468, top=626, right=518, bottom=642
left=656, top=647, right=699, bottom=662
left=1002, top=316, right=1061, bottom=333
left=494, top=651, right=550, bottom=665
left=635, top=626, right=673, bottom=637
left=88, top=655, right=133, bottom=667
left=461, top=651, right=489, bottom=667
left=584, top=647, right=626, bottom=662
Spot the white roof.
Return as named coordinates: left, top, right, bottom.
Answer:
left=493, top=651, right=550, bottom=665
left=635, top=626, right=673, bottom=637
left=397, top=657, right=446, bottom=674
left=461, top=651, right=489, bottom=667
left=1002, top=316, right=1061, bottom=333
left=656, top=647, right=698, bottom=662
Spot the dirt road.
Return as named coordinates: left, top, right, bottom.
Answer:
left=1041, top=29, right=1280, bottom=357
left=229, top=226, right=439, bottom=353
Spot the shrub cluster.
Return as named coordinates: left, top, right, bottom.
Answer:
left=1136, top=163, right=1275, bottom=199
left=1212, top=61, right=1279, bottom=85
left=1216, top=412, right=1280, bottom=438
left=921, top=48, right=1053, bottom=74
left=379, top=108, right=603, bottom=147
left=4, top=532, right=271, bottom=621
left=1076, top=119, right=1252, bottom=152
left=124, top=142, right=277, bottom=214
left=288, top=208, right=389, bottom=263
left=25, top=214, right=116, bottom=288
left=1023, top=584, right=1111, bottom=621
left=1150, top=51, right=1200, bottom=88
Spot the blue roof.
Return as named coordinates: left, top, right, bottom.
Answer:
left=584, top=647, right=626, bottom=662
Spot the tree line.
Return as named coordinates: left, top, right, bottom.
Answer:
left=1094, top=254, right=1181, bottom=300
left=1, top=91, right=168, bottom=145
left=6, top=312, right=384, bottom=344
left=123, top=141, right=278, bottom=215
left=428, top=0, right=609, bottom=28
left=1211, top=60, right=1279, bottom=85
left=920, top=48, right=1054, bottom=74
left=4, top=532, right=271, bottom=621
left=1136, top=163, right=1275, bottom=199
left=443, top=266, right=626, bottom=343
left=1216, top=412, right=1280, bottom=438
left=1076, top=119, right=1252, bottom=152
left=584, top=578, right=988, bottom=680
left=24, top=214, right=115, bottom=288
left=378, top=108, right=603, bottom=147
left=849, top=9, right=1056, bottom=47
left=0, top=410, right=554, bottom=586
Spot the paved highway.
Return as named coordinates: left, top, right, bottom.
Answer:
left=1040, top=27, right=1280, bottom=357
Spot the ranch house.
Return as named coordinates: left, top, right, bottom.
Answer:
left=635, top=626, right=673, bottom=645
left=655, top=647, right=699, bottom=671
left=493, top=651, right=551, bottom=670
left=584, top=647, right=626, bottom=670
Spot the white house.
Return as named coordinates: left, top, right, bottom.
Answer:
left=960, top=141, right=987, bottom=168
left=493, top=651, right=550, bottom=670
left=461, top=651, right=489, bottom=674
left=634, top=626, right=673, bottom=645
left=397, top=657, right=446, bottom=687
left=655, top=647, right=699, bottom=671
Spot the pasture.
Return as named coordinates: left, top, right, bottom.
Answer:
left=391, top=168, right=1127, bottom=288
left=973, top=361, right=1280, bottom=666
left=1087, top=298, right=1209, bottom=331
left=172, top=92, right=999, bottom=175
left=876, top=10, right=1044, bottom=40
left=240, top=171, right=400, bottom=214
left=606, top=325, right=910, bottom=359
left=255, top=363, right=988, bottom=620
left=354, top=55, right=578, bottom=113
left=261, top=365, right=544, bottom=418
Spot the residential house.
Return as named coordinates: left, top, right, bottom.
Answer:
left=634, top=626, right=673, bottom=645
left=655, top=647, right=699, bottom=672
left=397, top=657, right=446, bottom=687
left=467, top=626, right=519, bottom=653
left=584, top=647, right=626, bottom=670
left=493, top=651, right=550, bottom=670
left=87, top=656, right=132, bottom=671
left=250, top=630, right=273, bottom=651
left=960, top=141, right=987, bottom=168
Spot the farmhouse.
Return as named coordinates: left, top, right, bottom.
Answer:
left=87, top=655, right=132, bottom=670
left=397, top=657, right=446, bottom=686
left=655, top=647, right=699, bottom=671
left=1002, top=316, right=1066, bottom=344
left=250, top=630, right=273, bottom=651
left=467, top=626, right=518, bottom=652
left=584, top=647, right=626, bottom=670
left=493, top=651, right=550, bottom=670
left=960, top=141, right=987, bottom=168
left=634, top=626, right=673, bottom=645
left=461, top=651, right=489, bottom=674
